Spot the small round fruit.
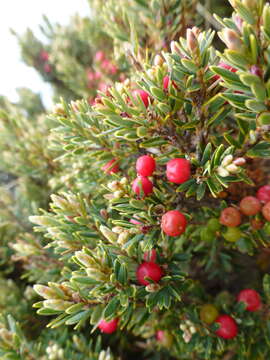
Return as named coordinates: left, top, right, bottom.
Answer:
left=143, top=249, right=157, bottom=262
left=257, top=185, right=270, bottom=203
left=237, top=289, right=261, bottom=312
left=200, top=227, right=215, bottom=242
left=156, top=330, right=173, bottom=347
left=215, top=315, right=238, bottom=339
left=200, top=304, right=219, bottom=324
left=262, top=202, right=270, bottom=221
left=219, top=207, right=241, bottom=227
left=239, top=196, right=261, bottom=216
left=102, top=159, right=119, bottom=174
left=136, top=262, right=163, bottom=286
left=161, top=210, right=187, bottom=237
left=166, top=158, right=191, bottom=184
left=98, top=318, right=119, bottom=334
left=207, top=218, right=221, bottom=232
left=136, top=155, right=156, bottom=176
left=133, top=89, right=150, bottom=107
left=132, top=176, right=153, bottom=197
left=223, top=227, right=242, bottom=242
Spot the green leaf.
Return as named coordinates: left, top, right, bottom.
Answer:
left=104, top=296, right=120, bottom=320
left=224, top=133, right=241, bottom=148
left=140, top=137, right=168, bottom=147
left=257, top=112, right=270, bottom=125
left=225, top=50, right=250, bottom=67
left=181, top=59, right=198, bottom=72
left=263, top=274, right=270, bottom=302
left=176, top=179, right=196, bottom=192
left=150, top=86, right=166, bottom=101
left=246, top=142, right=270, bottom=157
left=245, top=99, right=267, bottom=112
left=65, top=309, right=91, bottom=325
left=210, top=66, right=240, bottom=83
left=239, top=73, right=261, bottom=86
left=251, top=83, right=266, bottom=101
left=235, top=1, right=255, bottom=24
left=201, top=143, right=212, bottom=165
left=196, top=182, right=206, bottom=200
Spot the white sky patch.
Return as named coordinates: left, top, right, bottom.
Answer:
left=0, top=0, right=90, bottom=108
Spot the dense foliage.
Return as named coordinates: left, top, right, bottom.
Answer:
left=0, top=0, right=270, bottom=359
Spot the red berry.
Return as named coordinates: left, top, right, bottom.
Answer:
left=219, top=207, right=241, bottom=227
left=239, top=196, right=261, bottom=216
left=161, top=210, right=187, bottom=237
left=143, top=249, right=157, bottom=262
left=133, top=89, right=150, bottom=107
left=163, top=75, right=169, bottom=90
left=215, top=315, right=238, bottom=339
left=136, top=155, right=156, bottom=176
left=237, top=289, right=261, bottom=312
left=102, top=159, right=119, bottom=174
left=262, top=202, right=270, bottom=221
left=257, top=185, right=270, bottom=203
left=98, top=318, right=118, bottom=334
left=166, top=158, right=191, bottom=184
left=136, top=262, right=163, bottom=285
left=132, top=176, right=153, bottom=197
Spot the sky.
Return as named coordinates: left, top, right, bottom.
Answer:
left=0, top=0, right=90, bottom=108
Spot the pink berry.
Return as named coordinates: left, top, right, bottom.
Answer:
left=101, top=59, right=110, bottom=70
left=40, top=50, right=49, bottom=61
left=262, top=202, right=270, bottom=221
left=44, top=63, right=52, bottom=73
left=161, top=210, right=187, bottom=237
left=143, top=249, right=157, bottom=262
left=237, top=289, right=261, bottom=312
left=239, top=196, right=261, bottom=216
left=94, top=51, right=105, bottom=62
left=166, top=158, right=191, bottom=184
left=102, top=159, right=119, bottom=174
left=257, top=185, right=270, bottom=203
left=98, top=318, right=118, bottom=334
left=136, top=155, right=156, bottom=177
left=136, top=262, right=163, bottom=286
left=133, top=89, right=150, bottom=108
left=156, top=330, right=164, bottom=341
left=219, top=207, right=241, bottom=227
left=215, top=315, right=238, bottom=339
left=132, top=176, right=153, bottom=197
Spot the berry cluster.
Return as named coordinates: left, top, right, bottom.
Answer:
left=200, top=288, right=261, bottom=339
left=219, top=184, right=270, bottom=242
left=132, top=155, right=191, bottom=197
left=39, top=49, right=52, bottom=74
